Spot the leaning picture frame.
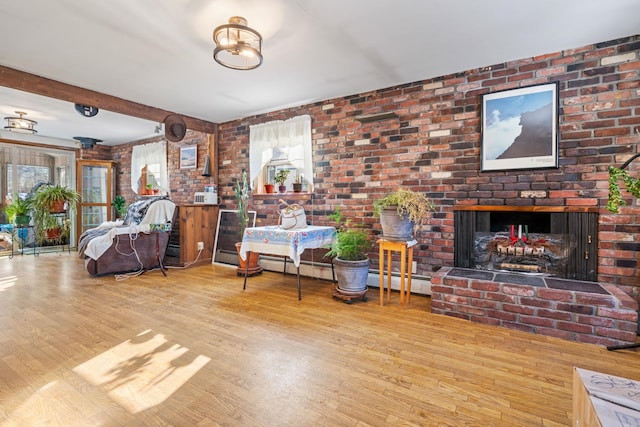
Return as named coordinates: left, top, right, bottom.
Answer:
left=481, top=82, right=559, bottom=171
left=180, top=146, right=197, bottom=169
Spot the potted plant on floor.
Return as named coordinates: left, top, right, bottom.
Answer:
left=274, top=169, right=290, bottom=193
left=235, top=170, right=261, bottom=275
left=112, top=195, right=128, bottom=219
left=4, top=195, right=32, bottom=226
left=326, top=207, right=372, bottom=301
left=373, top=188, right=434, bottom=241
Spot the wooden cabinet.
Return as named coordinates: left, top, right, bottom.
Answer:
left=165, top=205, right=218, bottom=266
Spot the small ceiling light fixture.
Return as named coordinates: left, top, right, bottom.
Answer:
left=73, top=136, right=102, bottom=149
left=213, top=16, right=263, bottom=70
left=4, top=111, right=37, bottom=134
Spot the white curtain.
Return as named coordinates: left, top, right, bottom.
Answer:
left=249, top=115, right=312, bottom=192
left=130, top=140, right=168, bottom=194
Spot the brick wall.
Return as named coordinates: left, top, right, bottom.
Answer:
left=215, top=35, right=640, bottom=300
left=431, top=267, right=639, bottom=347
left=106, top=130, right=212, bottom=206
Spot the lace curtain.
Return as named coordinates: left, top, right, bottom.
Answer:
left=130, top=140, right=168, bottom=194
left=249, top=115, right=312, bottom=192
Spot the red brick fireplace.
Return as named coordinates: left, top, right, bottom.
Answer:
left=432, top=205, right=638, bottom=347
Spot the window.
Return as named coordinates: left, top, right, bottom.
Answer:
left=131, top=141, right=168, bottom=195
left=249, top=115, right=312, bottom=193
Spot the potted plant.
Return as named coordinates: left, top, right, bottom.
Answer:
left=292, top=172, right=303, bottom=193
left=373, top=188, right=434, bottom=241
left=112, top=195, right=128, bottom=219
left=4, top=195, right=32, bottom=226
left=31, top=183, right=81, bottom=214
left=264, top=182, right=276, bottom=194
left=274, top=169, right=290, bottom=193
left=325, top=207, right=372, bottom=298
left=234, top=170, right=261, bottom=275
left=31, top=184, right=80, bottom=246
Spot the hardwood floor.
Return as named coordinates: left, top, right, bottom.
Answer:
left=1, top=252, right=639, bottom=426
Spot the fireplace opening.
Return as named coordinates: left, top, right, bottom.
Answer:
left=454, top=207, right=598, bottom=282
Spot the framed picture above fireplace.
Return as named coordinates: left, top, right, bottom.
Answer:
left=481, top=82, right=558, bottom=171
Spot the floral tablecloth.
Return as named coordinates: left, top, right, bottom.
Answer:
left=239, top=225, right=336, bottom=267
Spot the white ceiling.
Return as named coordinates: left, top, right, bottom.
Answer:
left=1, top=0, right=639, bottom=146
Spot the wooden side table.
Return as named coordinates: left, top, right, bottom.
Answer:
left=378, top=239, right=417, bottom=307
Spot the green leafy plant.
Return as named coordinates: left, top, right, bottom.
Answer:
left=373, top=188, right=434, bottom=225
left=325, top=207, right=371, bottom=261
left=4, top=195, right=32, bottom=223
left=274, top=169, right=290, bottom=186
left=112, top=195, right=128, bottom=218
left=31, top=184, right=81, bottom=213
left=607, top=165, right=640, bottom=213
left=234, top=170, right=251, bottom=236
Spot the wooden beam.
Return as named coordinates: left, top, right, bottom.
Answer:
left=0, top=65, right=217, bottom=134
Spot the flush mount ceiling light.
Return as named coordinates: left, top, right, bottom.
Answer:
left=74, top=136, right=102, bottom=149
left=213, top=16, right=263, bottom=70
left=4, top=111, right=37, bottom=134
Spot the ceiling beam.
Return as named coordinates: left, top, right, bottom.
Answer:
left=0, top=65, right=217, bottom=134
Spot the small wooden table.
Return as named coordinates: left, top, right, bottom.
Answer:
left=378, top=239, right=417, bottom=307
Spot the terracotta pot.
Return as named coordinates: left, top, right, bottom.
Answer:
left=264, top=184, right=275, bottom=194
left=235, top=242, right=262, bottom=276
left=49, top=200, right=66, bottom=213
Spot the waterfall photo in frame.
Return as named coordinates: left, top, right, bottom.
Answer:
left=481, top=82, right=559, bottom=171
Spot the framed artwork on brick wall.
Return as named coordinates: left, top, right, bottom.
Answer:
left=180, top=146, right=197, bottom=169
left=481, top=82, right=559, bottom=171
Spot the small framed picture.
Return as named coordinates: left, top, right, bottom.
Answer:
left=481, top=82, right=559, bottom=171
left=180, top=146, right=197, bottom=169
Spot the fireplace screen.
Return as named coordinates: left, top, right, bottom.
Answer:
left=454, top=208, right=598, bottom=281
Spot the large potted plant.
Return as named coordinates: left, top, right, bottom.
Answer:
left=373, top=188, right=434, bottom=241
left=4, top=196, right=32, bottom=226
left=326, top=207, right=372, bottom=299
left=235, top=170, right=261, bottom=275
left=31, top=184, right=80, bottom=245
left=31, top=183, right=81, bottom=214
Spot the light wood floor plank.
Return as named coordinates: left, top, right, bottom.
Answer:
left=1, top=252, right=640, bottom=426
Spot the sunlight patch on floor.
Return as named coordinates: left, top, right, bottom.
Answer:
left=0, top=275, right=17, bottom=292
left=73, top=329, right=210, bottom=414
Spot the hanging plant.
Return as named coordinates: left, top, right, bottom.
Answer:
left=607, top=165, right=640, bottom=213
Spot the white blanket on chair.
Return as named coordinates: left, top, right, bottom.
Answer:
left=84, top=200, right=175, bottom=261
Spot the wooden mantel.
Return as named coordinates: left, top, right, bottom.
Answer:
left=454, top=205, right=599, bottom=213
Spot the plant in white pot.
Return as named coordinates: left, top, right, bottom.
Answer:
left=325, top=207, right=372, bottom=300
left=373, top=188, right=434, bottom=241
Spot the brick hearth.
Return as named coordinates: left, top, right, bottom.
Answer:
left=431, top=267, right=638, bottom=347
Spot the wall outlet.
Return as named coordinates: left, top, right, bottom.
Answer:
left=197, top=241, right=204, bottom=251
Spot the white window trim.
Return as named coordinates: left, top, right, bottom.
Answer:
left=131, top=141, right=168, bottom=194
left=249, top=115, right=312, bottom=193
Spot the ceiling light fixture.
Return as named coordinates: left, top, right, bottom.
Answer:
left=4, top=111, right=37, bottom=134
left=213, top=16, right=263, bottom=70
left=73, top=136, right=102, bottom=149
